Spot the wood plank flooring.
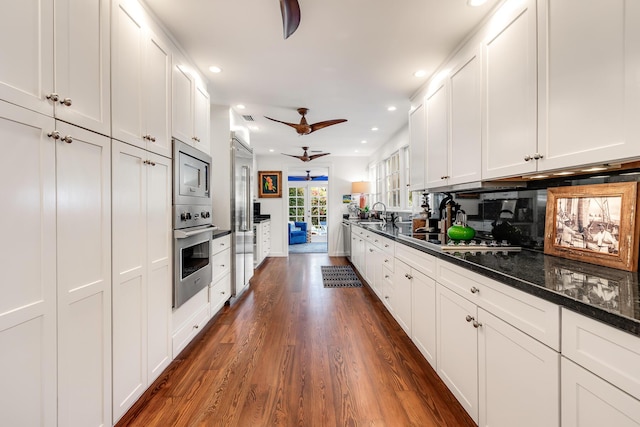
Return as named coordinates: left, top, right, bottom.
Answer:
left=116, top=254, right=475, bottom=427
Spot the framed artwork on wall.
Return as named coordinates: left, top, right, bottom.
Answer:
left=544, top=182, right=640, bottom=272
left=258, top=171, right=282, bottom=198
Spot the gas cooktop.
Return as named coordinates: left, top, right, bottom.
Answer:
left=440, top=240, right=521, bottom=252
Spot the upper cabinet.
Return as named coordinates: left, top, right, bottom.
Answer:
left=408, top=102, right=426, bottom=191
left=425, top=80, right=449, bottom=189
left=172, top=55, right=211, bottom=153
left=481, top=0, right=538, bottom=179
left=111, top=0, right=172, bottom=158
left=0, top=0, right=111, bottom=136
left=537, top=0, right=640, bottom=171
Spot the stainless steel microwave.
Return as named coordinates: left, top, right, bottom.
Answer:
left=173, top=138, right=211, bottom=206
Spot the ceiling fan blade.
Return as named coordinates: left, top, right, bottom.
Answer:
left=282, top=153, right=304, bottom=160
left=308, top=152, right=331, bottom=161
left=280, top=0, right=300, bottom=39
left=309, top=119, right=347, bottom=133
left=265, top=116, right=308, bottom=134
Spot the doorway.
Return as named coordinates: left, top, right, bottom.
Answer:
left=287, top=168, right=328, bottom=254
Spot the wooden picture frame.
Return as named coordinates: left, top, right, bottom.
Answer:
left=544, top=182, right=640, bottom=272
left=258, top=171, right=282, bottom=198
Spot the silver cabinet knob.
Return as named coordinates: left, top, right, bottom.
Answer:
left=524, top=155, right=532, bottom=161
left=369, top=248, right=374, bottom=252
left=405, top=273, right=413, bottom=280
left=59, top=97, right=72, bottom=106
left=47, top=130, right=60, bottom=140
left=149, top=135, right=156, bottom=142
left=143, top=134, right=150, bottom=140
left=60, top=135, right=73, bottom=144
left=466, top=315, right=474, bottom=322
left=46, top=93, right=59, bottom=102
left=470, top=286, right=479, bottom=294
left=193, top=324, right=199, bottom=329
left=473, top=320, right=482, bottom=328
left=533, top=153, right=544, bottom=160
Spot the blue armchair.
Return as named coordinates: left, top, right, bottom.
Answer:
left=288, top=221, right=307, bottom=245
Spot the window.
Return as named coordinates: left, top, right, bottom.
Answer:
left=385, top=151, right=400, bottom=208
left=403, top=146, right=412, bottom=209
left=288, top=187, right=305, bottom=222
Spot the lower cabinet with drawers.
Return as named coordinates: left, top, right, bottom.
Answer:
left=210, top=234, right=232, bottom=317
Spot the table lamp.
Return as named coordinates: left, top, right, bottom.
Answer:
left=351, top=181, right=371, bottom=209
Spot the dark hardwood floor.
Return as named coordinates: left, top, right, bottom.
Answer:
left=117, top=254, right=475, bottom=427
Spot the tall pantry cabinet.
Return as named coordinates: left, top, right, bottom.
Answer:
left=0, top=1, right=112, bottom=426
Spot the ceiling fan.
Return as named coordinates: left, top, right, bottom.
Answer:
left=283, top=146, right=330, bottom=162
left=303, top=170, right=321, bottom=181
left=265, top=108, right=347, bottom=136
left=279, top=0, right=301, bottom=39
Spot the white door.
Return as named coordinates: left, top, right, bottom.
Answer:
left=436, top=284, right=479, bottom=422
left=56, top=121, right=112, bottom=427
left=0, top=0, right=54, bottom=116
left=0, top=103, right=57, bottom=426
left=54, top=0, right=111, bottom=136
left=478, top=308, right=559, bottom=427
left=288, top=179, right=328, bottom=245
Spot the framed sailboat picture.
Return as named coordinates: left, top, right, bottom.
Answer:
left=544, top=182, right=640, bottom=271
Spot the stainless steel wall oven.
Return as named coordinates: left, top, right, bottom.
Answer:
left=173, top=139, right=216, bottom=308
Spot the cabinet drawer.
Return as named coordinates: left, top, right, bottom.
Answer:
left=437, top=260, right=560, bottom=350
left=211, top=234, right=231, bottom=256
left=210, top=273, right=231, bottom=317
left=172, top=302, right=209, bottom=358
left=380, top=251, right=394, bottom=272
left=395, top=244, right=436, bottom=278
left=562, top=308, right=640, bottom=400
left=212, top=248, right=231, bottom=283
left=373, top=235, right=395, bottom=254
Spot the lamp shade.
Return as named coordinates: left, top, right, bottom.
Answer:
left=351, top=181, right=370, bottom=194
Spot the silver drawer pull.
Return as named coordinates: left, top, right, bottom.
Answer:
left=470, top=286, right=479, bottom=294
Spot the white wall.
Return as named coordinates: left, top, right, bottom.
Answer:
left=255, top=155, right=369, bottom=257
left=367, top=124, right=410, bottom=167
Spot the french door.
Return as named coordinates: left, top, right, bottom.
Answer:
left=288, top=182, right=328, bottom=242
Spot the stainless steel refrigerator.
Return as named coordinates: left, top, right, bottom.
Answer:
left=231, top=134, right=254, bottom=296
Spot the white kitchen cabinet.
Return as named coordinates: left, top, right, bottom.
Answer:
left=211, top=234, right=232, bottom=317
left=0, top=0, right=110, bottom=136
left=112, top=140, right=172, bottom=422
left=111, top=0, right=172, bottom=158
left=408, top=102, right=426, bottom=191
left=172, top=287, right=210, bottom=358
left=481, top=0, right=538, bottom=179
left=391, top=260, right=414, bottom=337
left=364, top=240, right=380, bottom=295
left=562, top=357, right=640, bottom=427
left=478, top=308, right=559, bottom=427
left=536, top=0, right=640, bottom=171
left=350, top=228, right=365, bottom=273
left=410, top=267, right=437, bottom=369
left=424, top=80, right=449, bottom=189
left=436, top=283, right=479, bottom=422
left=255, top=221, right=271, bottom=267
left=56, top=122, right=112, bottom=427
left=0, top=103, right=112, bottom=427
left=0, top=103, right=57, bottom=427
left=172, top=55, right=210, bottom=152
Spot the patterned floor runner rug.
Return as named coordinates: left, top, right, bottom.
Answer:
left=321, top=265, right=363, bottom=288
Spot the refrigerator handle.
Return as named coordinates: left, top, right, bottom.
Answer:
left=242, top=165, right=250, bottom=231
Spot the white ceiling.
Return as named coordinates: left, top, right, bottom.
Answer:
left=142, top=0, right=502, bottom=157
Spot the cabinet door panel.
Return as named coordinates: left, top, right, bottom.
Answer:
left=478, top=309, right=559, bottom=427
left=436, top=284, right=478, bottom=422
left=538, top=0, right=640, bottom=170
left=172, top=61, right=194, bottom=144
left=0, top=0, right=54, bottom=116
left=54, top=0, right=111, bottom=136
left=56, top=122, right=112, bottom=427
left=482, top=0, right=537, bottom=179
left=408, top=103, right=426, bottom=191
left=411, top=269, right=437, bottom=368
left=111, top=0, right=144, bottom=148
left=145, top=34, right=171, bottom=158
left=562, top=357, right=640, bottom=427
left=194, top=84, right=210, bottom=154
left=0, top=103, right=56, bottom=426
left=425, top=82, right=449, bottom=189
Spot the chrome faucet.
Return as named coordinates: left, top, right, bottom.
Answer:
left=371, top=201, right=387, bottom=224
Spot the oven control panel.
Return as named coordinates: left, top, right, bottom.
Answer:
left=174, top=205, right=213, bottom=230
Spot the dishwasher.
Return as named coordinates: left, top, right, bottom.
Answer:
left=341, top=220, right=351, bottom=259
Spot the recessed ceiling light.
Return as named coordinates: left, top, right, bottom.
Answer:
left=236, top=104, right=246, bottom=110
left=269, top=149, right=274, bottom=152
left=467, top=0, right=487, bottom=6
left=371, top=127, right=378, bottom=131
left=387, top=106, right=397, bottom=112
left=354, top=149, right=359, bottom=153
left=413, top=70, right=427, bottom=78
left=208, top=66, right=222, bottom=73
left=361, top=140, right=367, bottom=144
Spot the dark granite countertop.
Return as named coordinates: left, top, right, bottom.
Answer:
left=212, top=229, right=231, bottom=239
left=254, top=215, right=271, bottom=224
left=348, top=220, right=640, bottom=337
